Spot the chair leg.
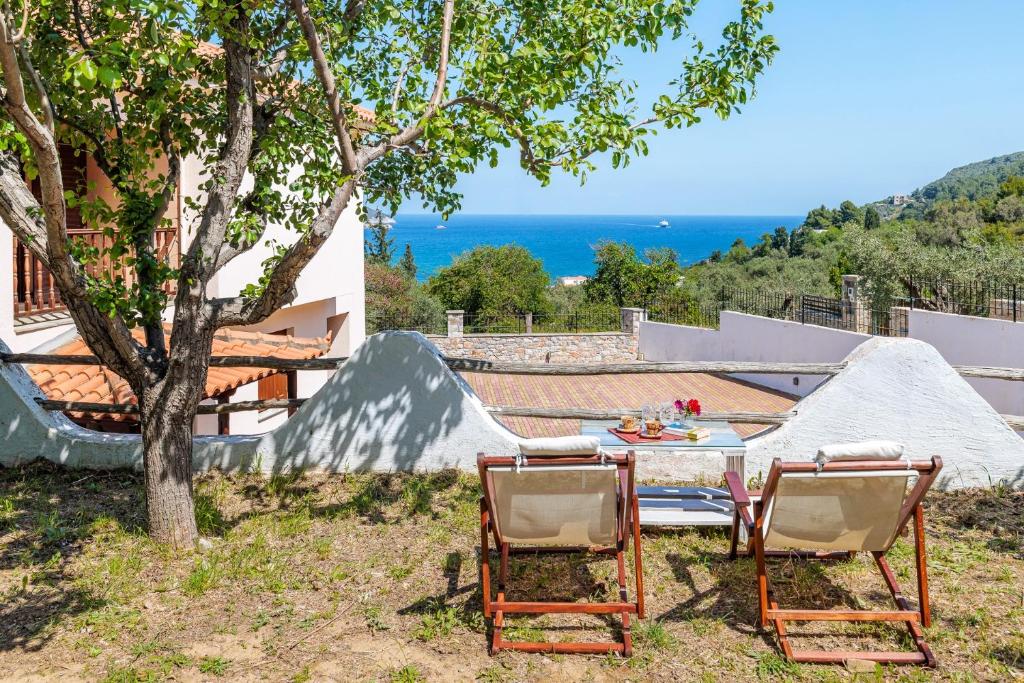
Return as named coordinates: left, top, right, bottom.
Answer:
left=753, top=526, right=770, bottom=628
left=729, top=510, right=740, bottom=560
left=490, top=543, right=510, bottom=655
left=480, top=499, right=491, bottom=619
left=616, top=550, right=633, bottom=657
left=631, top=495, right=645, bottom=620
left=913, top=504, right=931, bottom=628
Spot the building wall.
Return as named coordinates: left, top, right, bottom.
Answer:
left=905, top=308, right=1024, bottom=416
left=430, top=332, right=638, bottom=364
left=2, top=151, right=365, bottom=436
left=639, top=313, right=870, bottom=396
left=639, top=309, right=1024, bottom=426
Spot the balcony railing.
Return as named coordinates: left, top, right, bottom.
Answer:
left=13, top=227, right=180, bottom=318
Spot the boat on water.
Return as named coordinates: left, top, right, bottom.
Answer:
left=435, top=224, right=447, bottom=230
left=658, top=219, right=670, bottom=227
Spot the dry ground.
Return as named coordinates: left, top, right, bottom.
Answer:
left=0, top=462, right=1021, bottom=682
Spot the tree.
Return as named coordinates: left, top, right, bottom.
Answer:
left=837, top=200, right=863, bottom=226
left=770, top=225, right=789, bottom=251
left=585, top=242, right=680, bottom=307
left=398, top=244, right=417, bottom=280
left=365, top=223, right=395, bottom=266
left=0, top=0, right=777, bottom=547
left=864, top=206, right=881, bottom=230
left=802, top=205, right=836, bottom=231
left=427, top=245, right=551, bottom=315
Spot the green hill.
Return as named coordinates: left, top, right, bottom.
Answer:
left=866, top=151, right=1024, bottom=219
left=914, top=151, right=1024, bottom=203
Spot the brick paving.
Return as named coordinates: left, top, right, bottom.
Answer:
left=460, top=371, right=798, bottom=439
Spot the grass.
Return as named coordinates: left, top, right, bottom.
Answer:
left=0, top=461, right=1021, bottom=681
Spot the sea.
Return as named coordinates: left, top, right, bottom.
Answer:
left=375, top=214, right=803, bottom=281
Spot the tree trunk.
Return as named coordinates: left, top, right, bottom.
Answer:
left=139, top=378, right=201, bottom=548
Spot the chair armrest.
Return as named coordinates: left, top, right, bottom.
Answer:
left=724, top=471, right=750, bottom=507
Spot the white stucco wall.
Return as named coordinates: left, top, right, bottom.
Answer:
left=639, top=313, right=871, bottom=396
left=1, top=332, right=1021, bottom=488
left=746, top=338, right=1024, bottom=488
left=905, top=309, right=1024, bottom=417
left=0, top=332, right=519, bottom=473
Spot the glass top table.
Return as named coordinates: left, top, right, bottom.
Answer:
left=580, top=419, right=746, bottom=527
left=580, top=419, right=745, bottom=451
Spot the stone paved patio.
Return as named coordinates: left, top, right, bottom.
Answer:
left=460, top=371, right=798, bottom=439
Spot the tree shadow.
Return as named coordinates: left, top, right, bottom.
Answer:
left=0, top=460, right=142, bottom=653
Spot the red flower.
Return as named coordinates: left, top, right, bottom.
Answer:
left=687, top=398, right=701, bottom=416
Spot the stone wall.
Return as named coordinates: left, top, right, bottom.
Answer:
left=430, top=331, right=638, bottom=363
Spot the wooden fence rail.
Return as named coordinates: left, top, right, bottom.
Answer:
left=483, top=406, right=796, bottom=425
left=1, top=353, right=348, bottom=372
left=6, top=352, right=1024, bottom=381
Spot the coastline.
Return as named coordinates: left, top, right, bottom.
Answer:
left=372, top=213, right=803, bottom=280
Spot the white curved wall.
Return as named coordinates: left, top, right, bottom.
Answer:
left=746, top=338, right=1024, bottom=488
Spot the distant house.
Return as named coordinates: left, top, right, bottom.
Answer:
left=557, top=275, right=589, bottom=287
left=891, top=194, right=911, bottom=206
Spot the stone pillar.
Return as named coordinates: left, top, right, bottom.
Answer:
left=841, top=275, right=867, bottom=333
left=524, top=312, right=533, bottom=334
left=620, top=307, right=645, bottom=336
left=446, top=310, right=464, bottom=338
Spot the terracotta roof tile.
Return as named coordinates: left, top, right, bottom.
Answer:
left=29, top=325, right=331, bottom=422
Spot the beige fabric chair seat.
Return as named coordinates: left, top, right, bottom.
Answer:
left=763, top=470, right=915, bottom=552
left=490, top=465, right=618, bottom=546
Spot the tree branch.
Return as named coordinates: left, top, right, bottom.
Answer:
left=441, top=95, right=541, bottom=172
left=357, top=0, right=455, bottom=166
left=289, top=0, right=358, bottom=173
left=210, top=179, right=357, bottom=327
left=179, top=26, right=255, bottom=285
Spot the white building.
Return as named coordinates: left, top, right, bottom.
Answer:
left=2, top=129, right=368, bottom=436
left=556, top=275, right=589, bottom=287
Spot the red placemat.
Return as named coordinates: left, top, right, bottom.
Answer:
left=607, top=428, right=687, bottom=444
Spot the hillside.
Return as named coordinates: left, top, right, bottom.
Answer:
left=868, top=151, right=1024, bottom=219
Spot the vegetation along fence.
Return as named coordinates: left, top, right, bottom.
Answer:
left=896, top=276, right=1022, bottom=321
left=647, top=288, right=906, bottom=337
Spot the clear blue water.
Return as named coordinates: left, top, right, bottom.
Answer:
left=376, top=214, right=803, bottom=281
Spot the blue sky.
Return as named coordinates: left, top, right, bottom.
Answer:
left=404, top=1, right=1024, bottom=216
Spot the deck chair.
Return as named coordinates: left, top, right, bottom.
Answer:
left=724, top=441, right=943, bottom=667
left=478, top=437, right=645, bottom=656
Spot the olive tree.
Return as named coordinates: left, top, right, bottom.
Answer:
left=0, top=0, right=777, bottom=547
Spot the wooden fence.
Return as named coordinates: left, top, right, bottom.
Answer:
left=4, top=352, right=1024, bottom=430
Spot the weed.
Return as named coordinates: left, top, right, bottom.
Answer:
left=402, top=477, right=433, bottom=515
left=250, top=610, right=271, bottom=631
left=415, top=606, right=460, bottom=641
left=198, top=656, right=230, bottom=676
left=389, top=665, right=425, bottom=683
left=183, top=557, right=220, bottom=596
left=754, top=652, right=801, bottom=680
left=291, top=665, right=312, bottom=683
left=0, top=495, right=15, bottom=531
left=194, top=494, right=226, bottom=536
left=633, top=619, right=676, bottom=651
left=363, top=604, right=390, bottom=632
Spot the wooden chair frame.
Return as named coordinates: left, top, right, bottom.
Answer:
left=477, top=450, right=645, bottom=656
left=725, top=456, right=943, bottom=667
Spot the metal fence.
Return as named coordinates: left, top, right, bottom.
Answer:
left=462, top=310, right=621, bottom=334
left=646, top=289, right=908, bottom=336
left=899, top=276, right=1022, bottom=321
left=366, top=311, right=447, bottom=336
